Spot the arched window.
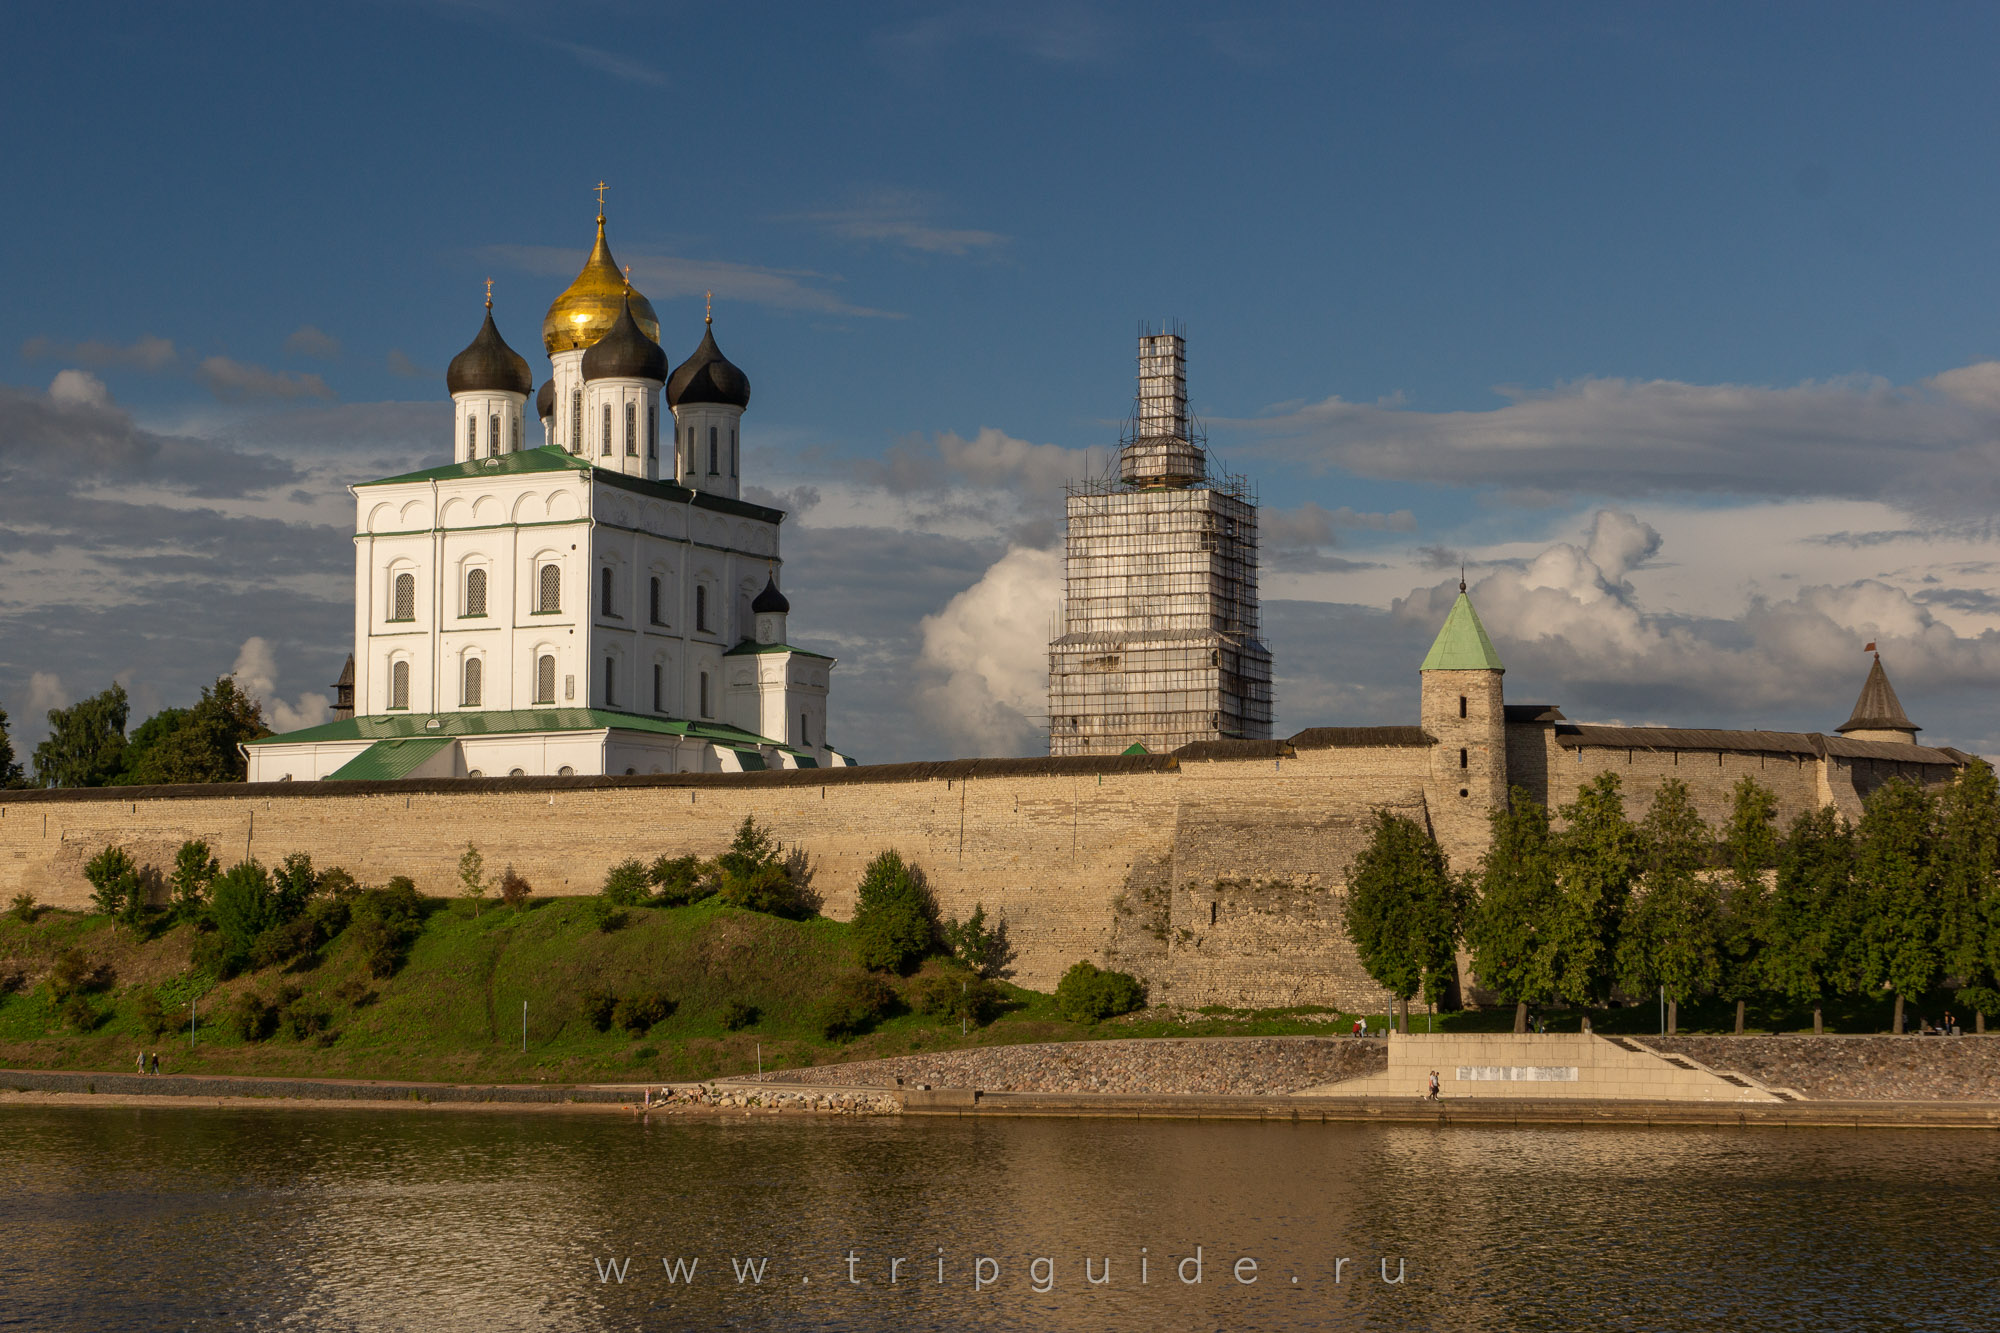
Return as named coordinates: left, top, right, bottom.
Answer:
left=800, top=712, right=809, bottom=746
left=600, top=404, right=612, bottom=456
left=1459, top=747, right=1469, bottom=770
left=489, top=413, right=499, bottom=457
left=535, top=654, right=556, bottom=704
left=652, top=662, right=663, bottom=712
left=647, top=405, right=657, bottom=459
left=699, top=671, right=711, bottom=717
left=708, top=426, right=718, bottom=475
left=463, top=656, right=482, bottom=707
left=649, top=576, right=663, bottom=625
left=465, top=568, right=487, bottom=617
left=695, top=585, right=709, bottom=633
left=731, top=428, right=738, bottom=478
left=465, top=415, right=476, bottom=459
left=604, top=656, right=616, bottom=706
left=1459, top=695, right=1467, bottom=719
left=537, top=563, right=561, bottom=613
left=569, top=390, right=582, bottom=453
left=390, top=660, right=410, bottom=710
left=509, top=412, right=518, bottom=452
left=600, top=565, right=615, bottom=616
left=392, top=572, right=416, bottom=621
left=625, top=402, right=637, bottom=456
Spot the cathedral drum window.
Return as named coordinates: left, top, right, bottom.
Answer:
left=391, top=572, right=416, bottom=622
left=649, top=576, right=664, bottom=626
left=464, top=568, right=487, bottom=617
left=535, top=654, right=556, bottom=705
left=536, top=562, right=561, bottom=613
left=462, top=656, right=483, bottom=707
left=600, top=566, right=617, bottom=617
left=695, top=585, right=709, bottom=633
left=625, top=402, right=637, bottom=457
left=570, top=390, right=582, bottom=453
left=601, top=405, right=612, bottom=457
left=389, top=660, right=411, bottom=711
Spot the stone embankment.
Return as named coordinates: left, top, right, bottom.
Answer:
left=649, top=1084, right=898, bottom=1115
left=1646, top=1035, right=2000, bottom=1101
left=736, top=1036, right=1387, bottom=1096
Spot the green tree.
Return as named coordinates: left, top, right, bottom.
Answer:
left=207, top=860, right=279, bottom=972
left=601, top=858, right=652, bottom=907
left=1935, top=759, right=2000, bottom=1031
left=139, top=677, right=268, bottom=783
left=1718, top=777, right=1779, bottom=1032
left=1465, top=787, right=1577, bottom=1032
left=851, top=850, right=938, bottom=973
left=457, top=843, right=488, bottom=914
left=84, top=845, right=142, bottom=918
left=114, top=707, right=191, bottom=785
left=32, top=684, right=130, bottom=788
left=1852, top=779, right=1940, bottom=1034
left=168, top=840, right=220, bottom=920
left=0, top=703, right=23, bottom=787
left=271, top=852, right=320, bottom=923
left=1055, top=961, right=1147, bottom=1023
left=941, top=902, right=1012, bottom=979
left=1616, top=779, right=1722, bottom=1034
left=1343, top=810, right=1462, bottom=1032
left=1763, top=806, right=1852, bottom=1034
left=711, top=816, right=816, bottom=918
left=1552, top=772, right=1641, bottom=1004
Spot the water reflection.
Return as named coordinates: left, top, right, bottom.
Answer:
left=0, top=1107, right=1993, bottom=1331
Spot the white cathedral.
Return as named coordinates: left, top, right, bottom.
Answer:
left=245, top=208, right=850, bottom=782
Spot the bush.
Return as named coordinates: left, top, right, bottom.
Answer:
left=580, top=988, right=617, bottom=1032
left=909, top=969, right=1003, bottom=1026
left=1055, top=962, right=1147, bottom=1024
left=168, top=841, right=219, bottom=920
left=46, top=948, right=94, bottom=1003
left=498, top=866, right=530, bottom=910
left=851, top=850, right=937, bottom=974
left=8, top=892, right=37, bottom=923
left=229, top=992, right=276, bottom=1042
left=721, top=999, right=759, bottom=1031
left=649, top=854, right=708, bottom=906
left=84, top=845, right=142, bottom=919
left=614, top=991, right=676, bottom=1035
left=348, top=878, right=425, bottom=978
left=816, top=971, right=898, bottom=1041
left=601, top=859, right=651, bottom=908
left=712, top=818, right=819, bottom=919
left=281, top=997, right=330, bottom=1041
left=457, top=844, right=488, bottom=914
left=61, top=994, right=100, bottom=1031
left=271, top=852, right=322, bottom=924
left=586, top=899, right=626, bottom=933
left=208, top=861, right=278, bottom=971
left=331, top=976, right=373, bottom=1007
left=135, top=989, right=168, bottom=1038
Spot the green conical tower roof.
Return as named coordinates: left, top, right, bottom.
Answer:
left=1420, top=589, right=1504, bottom=672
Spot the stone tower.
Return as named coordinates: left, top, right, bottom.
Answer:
left=1046, top=327, right=1274, bottom=756
left=1420, top=583, right=1506, bottom=866
left=1835, top=651, right=1921, bottom=744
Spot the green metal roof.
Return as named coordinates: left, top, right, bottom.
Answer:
left=730, top=749, right=768, bottom=771
left=721, top=640, right=834, bottom=660
left=1121, top=742, right=1150, bottom=755
left=355, top=446, right=786, bottom=524
left=326, top=736, right=454, bottom=781
left=246, top=707, right=785, bottom=752
left=1420, top=592, right=1505, bottom=672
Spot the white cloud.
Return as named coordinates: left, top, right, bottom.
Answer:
left=25, top=672, right=65, bottom=718
left=800, top=190, right=1008, bottom=256
left=915, top=546, right=1062, bottom=754
left=196, top=356, right=334, bottom=402
left=21, top=334, right=177, bottom=372
left=484, top=244, right=901, bottom=320
left=231, top=636, right=330, bottom=733
left=48, top=370, right=110, bottom=409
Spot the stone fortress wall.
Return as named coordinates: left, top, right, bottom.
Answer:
left=0, top=703, right=1965, bottom=1011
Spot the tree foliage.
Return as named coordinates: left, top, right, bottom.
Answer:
left=1852, top=779, right=1941, bottom=1023
left=1552, top=772, right=1640, bottom=1003
left=1466, top=788, right=1580, bottom=1011
left=169, top=840, right=220, bottom=920
left=1935, top=759, right=2000, bottom=1015
left=1055, top=961, right=1147, bottom=1023
left=0, top=703, right=23, bottom=788
left=84, top=845, right=142, bottom=919
left=122, top=677, right=268, bottom=784
left=33, top=684, right=130, bottom=788
left=1718, top=777, right=1779, bottom=1002
left=207, top=860, right=280, bottom=972
left=941, top=902, right=1012, bottom=979
left=1343, top=810, right=1462, bottom=1023
left=851, top=850, right=938, bottom=973
left=710, top=817, right=817, bottom=918
left=1615, top=779, right=1723, bottom=1016
left=1762, top=805, right=1851, bottom=1019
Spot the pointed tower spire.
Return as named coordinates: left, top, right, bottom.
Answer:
left=1421, top=587, right=1504, bottom=673
left=1836, top=650, right=1919, bottom=742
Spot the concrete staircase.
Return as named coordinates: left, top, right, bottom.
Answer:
left=1297, top=1032, right=1807, bottom=1103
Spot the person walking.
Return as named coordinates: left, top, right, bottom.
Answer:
left=1427, top=1070, right=1440, bottom=1102
left=149, top=1052, right=160, bottom=1075
left=136, top=1050, right=146, bottom=1075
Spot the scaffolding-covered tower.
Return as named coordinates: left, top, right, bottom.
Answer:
left=1047, top=326, right=1274, bottom=755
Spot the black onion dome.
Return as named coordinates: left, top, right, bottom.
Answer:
left=581, top=293, right=669, bottom=382
left=446, top=306, right=534, bottom=396
left=535, top=378, right=554, bottom=420
left=666, top=323, right=751, bottom=408
left=751, top=574, right=790, bottom=614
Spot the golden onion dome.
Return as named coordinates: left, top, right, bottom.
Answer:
left=542, top=214, right=661, bottom=355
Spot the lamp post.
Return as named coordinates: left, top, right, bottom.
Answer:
left=521, top=1000, right=527, bottom=1054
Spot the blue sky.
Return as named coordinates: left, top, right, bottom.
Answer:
left=6, top=2, right=2000, bottom=762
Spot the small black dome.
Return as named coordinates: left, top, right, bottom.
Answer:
left=581, top=293, right=669, bottom=382
left=751, top=574, right=790, bottom=614
left=446, top=306, right=533, bottom=396
left=535, top=378, right=554, bottom=420
left=667, top=321, right=751, bottom=408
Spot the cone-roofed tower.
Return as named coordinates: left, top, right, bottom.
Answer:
left=1420, top=586, right=1505, bottom=672
left=1419, top=580, right=1507, bottom=865
left=1836, top=651, right=1920, bottom=743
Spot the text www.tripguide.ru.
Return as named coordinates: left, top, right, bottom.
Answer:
left=590, top=1249, right=1409, bottom=1291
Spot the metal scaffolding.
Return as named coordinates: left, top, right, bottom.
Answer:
left=1047, top=326, right=1275, bottom=756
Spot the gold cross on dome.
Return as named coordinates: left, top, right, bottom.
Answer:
left=484, top=277, right=493, bottom=307
left=705, top=290, right=712, bottom=324
left=594, top=181, right=609, bottom=216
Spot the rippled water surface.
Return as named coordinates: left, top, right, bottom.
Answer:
left=0, top=1105, right=1995, bottom=1330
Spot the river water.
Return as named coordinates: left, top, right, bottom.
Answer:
left=0, top=1105, right=1993, bottom=1331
